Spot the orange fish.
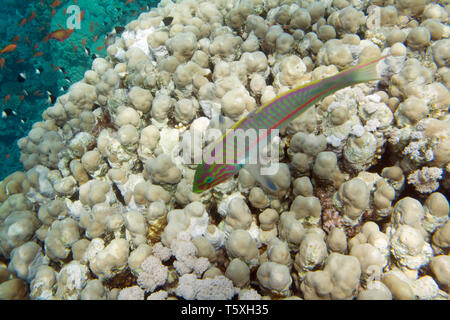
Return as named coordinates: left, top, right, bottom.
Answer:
left=51, top=0, right=61, bottom=8
left=33, top=43, right=39, bottom=51
left=33, top=90, right=44, bottom=96
left=39, top=27, right=45, bottom=31
left=79, top=9, right=86, bottom=22
left=25, top=36, right=31, bottom=44
left=4, top=95, right=11, bottom=104
left=96, top=46, right=104, bottom=51
left=33, top=51, right=44, bottom=57
left=16, top=59, right=25, bottom=64
left=0, top=58, right=4, bottom=69
left=43, top=28, right=74, bottom=42
left=51, top=9, right=56, bottom=18
left=125, top=0, right=136, bottom=4
left=19, top=95, right=24, bottom=101
left=93, top=35, right=98, bottom=42
left=18, top=18, right=27, bottom=26
left=11, top=36, right=20, bottom=43
left=81, top=38, right=86, bottom=47
left=5, top=154, right=10, bottom=160
left=73, top=45, right=78, bottom=52
left=63, top=8, right=66, bottom=16
left=0, top=44, right=17, bottom=54
left=90, top=21, right=94, bottom=32
left=28, top=11, right=36, bottom=22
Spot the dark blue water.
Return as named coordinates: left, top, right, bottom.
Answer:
left=0, top=0, right=160, bottom=180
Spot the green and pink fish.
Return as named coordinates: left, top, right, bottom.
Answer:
left=193, top=55, right=388, bottom=193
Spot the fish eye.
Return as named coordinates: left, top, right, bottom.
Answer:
left=205, top=177, right=214, bottom=183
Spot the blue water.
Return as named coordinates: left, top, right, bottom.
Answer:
left=0, top=0, right=160, bottom=180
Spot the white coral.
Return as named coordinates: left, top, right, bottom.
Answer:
left=407, top=167, right=443, bottom=193
left=118, top=286, right=145, bottom=300
left=137, top=255, right=168, bottom=292
left=151, top=242, right=172, bottom=262
left=170, top=232, right=210, bottom=276
left=176, top=273, right=238, bottom=300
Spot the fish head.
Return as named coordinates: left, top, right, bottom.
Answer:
left=192, top=162, right=240, bottom=193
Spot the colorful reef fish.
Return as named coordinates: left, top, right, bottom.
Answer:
left=32, top=51, right=45, bottom=57
left=0, top=44, right=17, bottom=54
left=43, top=28, right=74, bottom=42
left=51, top=0, right=62, bottom=8
left=28, top=11, right=36, bottom=22
left=192, top=55, right=389, bottom=193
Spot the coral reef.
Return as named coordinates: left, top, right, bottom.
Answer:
left=0, top=0, right=161, bottom=179
left=0, top=0, right=449, bottom=300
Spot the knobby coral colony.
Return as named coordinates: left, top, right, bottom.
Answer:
left=193, top=55, right=388, bottom=193
left=0, top=0, right=449, bottom=301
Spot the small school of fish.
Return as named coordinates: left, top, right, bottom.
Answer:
left=0, top=0, right=146, bottom=127
left=0, top=0, right=156, bottom=173
left=192, top=56, right=389, bottom=193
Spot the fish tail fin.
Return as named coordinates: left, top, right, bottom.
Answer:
left=350, top=55, right=390, bottom=84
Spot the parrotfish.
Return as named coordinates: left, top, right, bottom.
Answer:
left=192, top=55, right=388, bottom=193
